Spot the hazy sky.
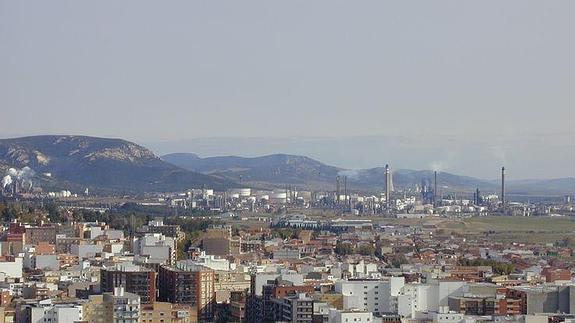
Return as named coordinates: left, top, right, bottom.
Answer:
left=1, top=1, right=574, bottom=178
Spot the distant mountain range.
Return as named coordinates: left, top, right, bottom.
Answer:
left=0, top=135, right=573, bottom=196
left=162, top=153, right=575, bottom=196
left=162, top=153, right=496, bottom=192
left=162, top=153, right=341, bottom=188
left=0, top=136, right=232, bottom=194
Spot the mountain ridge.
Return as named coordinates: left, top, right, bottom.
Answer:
left=162, top=152, right=493, bottom=192
left=1, top=135, right=572, bottom=196
left=0, top=135, right=233, bottom=193
left=162, top=152, right=575, bottom=195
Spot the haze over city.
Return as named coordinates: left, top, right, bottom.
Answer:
left=2, top=1, right=575, bottom=179
left=3, top=2, right=575, bottom=323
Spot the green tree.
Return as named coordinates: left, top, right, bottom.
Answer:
left=1, top=207, right=15, bottom=222
left=458, top=258, right=515, bottom=275
left=335, top=242, right=355, bottom=255
left=388, top=254, right=408, bottom=268
left=215, top=305, right=231, bottom=323
left=45, top=202, right=63, bottom=223
left=177, top=238, right=193, bottom=260
left=357, top=244, right=376, bottom=256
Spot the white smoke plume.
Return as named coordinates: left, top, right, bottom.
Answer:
left=430, top=161, right=445, bottom=173
left=7, top=168, right=17, bottom=177
left=337, top=169, right=363, bottom=180
left=17, top=166, right=36, bottom=181
left=491, top=145, right=508, bottom=166
left=1, top=175, right=12, bottom=188
left=2, top=166, right=36, bottom=190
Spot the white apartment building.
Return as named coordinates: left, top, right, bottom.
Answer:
left=28, top=301, right=83, bottom=323
left=328, top=308, right=374, bottom=323
left=335, top=277, right=405, bottom=314
left=342, top=260, right=379, bottom=278
left=398, top=281, right=466, bottom=318
left=132, top=233, right=175, bottom=265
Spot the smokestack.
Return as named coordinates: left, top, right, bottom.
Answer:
left=476, top=188, right=481, bottom=205
left=385, top=164, right=391, bottom=210
left=336, top=176, right=341, bottom=205
left=501, top=166, right=506, bottom=211
left=434, top=171, right=438, bottom=207
left=344, top=176, right=347, bottom=209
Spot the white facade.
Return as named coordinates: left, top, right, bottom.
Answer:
left=335, top=277, right=405, bottom=314
left=33, top=254, right=59, bottom=271
left=104, top=230, right=124, bottom=240
left=430, top=311, right=465, bottom=323
left=89, top=226, right=104, bottom=239
left=185, top=252, right=232, bottom=271
left=328, top=308, right=374, bottom=323
left=0, top=257, right=23, bottom=279
left=342, top=260, right=379, bottom=278
left=398, top=283, right=439, bottom=318
left=108, top=242, right=124, bottom=254
left=72, top=244, right=103, bottom=258
left=438, top=281, right=466, bottom=307
left=252, top=272, right=304, bottom=296
left=398, top=281, right=466, bottom=318
left=132, top=233, right=175, bottom=265
left=29, top=303, right=83, bottom=323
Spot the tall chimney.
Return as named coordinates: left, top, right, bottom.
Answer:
left=344, top=176, right=347, bottom=209
left=385, top=164, right=391, bottom=210
left=501, top=166, right=506, bottom=211
left=476, top=188, right=481, bottom=205
left=336, top=176, right=340, bottom=205
left=434, top=171, right=438, bottom=207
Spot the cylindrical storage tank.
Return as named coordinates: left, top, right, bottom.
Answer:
left=239, top=188, right=251, bottom=197
left=229, top=188, right=251, bottom=197
left=270, top=192, right=287, bottom=200
left=298, top=191, right=312, bottom=200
